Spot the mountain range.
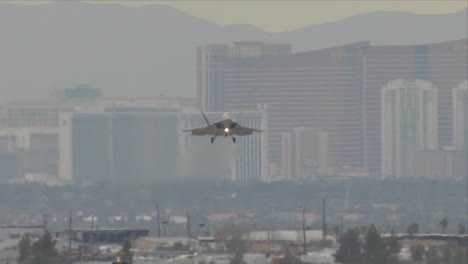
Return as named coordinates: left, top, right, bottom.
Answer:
left=0, top=2, right=466, bottom=102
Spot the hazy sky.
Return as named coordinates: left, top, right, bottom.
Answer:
left=8, top=0, right=467, bottom=32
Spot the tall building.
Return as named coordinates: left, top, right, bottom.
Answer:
left=59, top=108, right=181, bottom=182
left=0, top=101, right=61, bottom=179
left=0, top=95, right=196, bottom=184
left=59, top=105, right=267, bottom=183
left=198, top=39, right=467, bottom=178
left=218, top=42, right=368, bottom=171
left=381, top=79, right=438, bottom=178
left=281, top=132, right=293, bottom=180
left=196, top=42, right=291, bottom=111
left=452, top=80, right=467, bottom=150
left=364, top=39, right=467, bottom=175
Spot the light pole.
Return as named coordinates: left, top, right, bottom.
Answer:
left=302, top=206, right=307, bottom=255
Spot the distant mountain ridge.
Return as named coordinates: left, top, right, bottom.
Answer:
left=0, top=2, right=466, bottom=101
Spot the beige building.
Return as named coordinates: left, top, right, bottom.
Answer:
left=133, top=237, right=198, bottom=253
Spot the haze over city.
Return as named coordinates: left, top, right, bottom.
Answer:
left=0, top=1, right=466, bottom=264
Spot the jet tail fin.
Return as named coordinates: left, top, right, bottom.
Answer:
left=201, top=111, right=211, bottom=126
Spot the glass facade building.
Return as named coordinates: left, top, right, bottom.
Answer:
left=60, top=109, right=180, bottom=182
left=364, top=40, right=468, bottom=175
left=197, top=42, right=291, bottom=112
left=198, top=39, right=468, bottom=178
left=60, top=107, right=267, bottom=183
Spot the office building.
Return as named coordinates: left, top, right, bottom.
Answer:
left=381, top=79, right=438, bottom=178
left=1, top=92, right=198, bottom=182
left=59, top=108, right=181, bottom=182
left=281, top=132, right=293, bottom=180
left=215, top=42, right=368, bottom=171
left=198, top=39, right=467, bottom=178
left=59, top=105, right=267, bottom=183
left=0, top=102, right=72, bottom=128
left=452, top=80, right=467, bottom=150
left=364, top=39, right=467, bottom=175
left=196, top=42, right=291, bottom=111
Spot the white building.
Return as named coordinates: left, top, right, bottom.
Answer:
left=281, top=132, right=293, bottom=180
left=381, top=79, right=438, bottom=178
left=452, top=80, right=467, bottom=150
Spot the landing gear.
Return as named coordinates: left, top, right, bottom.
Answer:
left=210, top=137, right=215, bottom=144
left=232, top=137, right=236, bottom=144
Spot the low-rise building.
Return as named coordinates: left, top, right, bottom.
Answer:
left=133, top=236, right=198, bottom=253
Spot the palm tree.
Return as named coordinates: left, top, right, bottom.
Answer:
left=407, top=223, right=419, bottom=237
left=440, top=217, right=448, bottom=234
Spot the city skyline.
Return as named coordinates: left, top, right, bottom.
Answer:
left=0, top=2, right=466, bottom=263
left=1, top=38, right=466, bottom=183
left=196, top=39, right=467, bottom=179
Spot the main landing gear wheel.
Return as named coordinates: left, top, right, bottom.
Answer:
left=211, top=137, right=215, bottom=143
left=232, top=137, right=236, bottom=143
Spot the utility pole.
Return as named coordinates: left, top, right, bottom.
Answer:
left=68, top=209, right=72, bottom=264
left=322, top=197, right=327, bottom=241
left=90, top=216, right=95, bottom=257
left=80, top=244, right=83, bottom=262
left=157, top=203, right=161, bottom=238
left=186, top=210, right=192, bottom=239
left=340, top=215, right=344, bottom=237
left=302, top=206, right=307, bottom=255
left=43, top=214, right=48, bottom=233
left=267, top=226, right=271, bottom=257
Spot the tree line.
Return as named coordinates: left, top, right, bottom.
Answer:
left=334, top=224, right=467, bottom=264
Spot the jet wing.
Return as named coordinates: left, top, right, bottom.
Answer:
left=182, top=127, right=211, bottom=136
left=232, top=125, right=263, bottom=136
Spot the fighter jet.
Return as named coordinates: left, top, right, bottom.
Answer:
left=182, top=112, right=262, bottom=143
